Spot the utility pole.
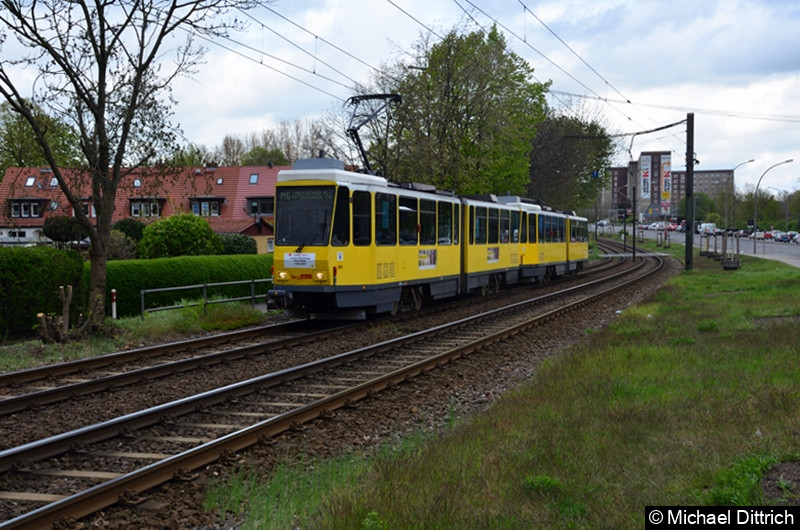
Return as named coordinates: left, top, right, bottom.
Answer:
left=685, top=113, right=694, bottom=271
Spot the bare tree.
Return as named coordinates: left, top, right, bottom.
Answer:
left=0, top=0, right=260, bottom=332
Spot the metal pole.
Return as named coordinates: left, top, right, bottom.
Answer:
left=632, top=186, right=636, bottom=261
left=731, top=159, right=754, bottom=231
left=685, top=113, right=694, bottom=270
left=753, top=159, right=793, bottom=253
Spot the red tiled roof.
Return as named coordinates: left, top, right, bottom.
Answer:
left=0, top=165, right=288, bottom=235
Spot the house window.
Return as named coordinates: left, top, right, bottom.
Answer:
left=50, top=177, right=58, bottom=187
left=191, top=199, right=221, bottom=217
left=216, top=178, right=224, bottom=185
left=25, top=176, right=35, bottom=187
left=249, top=173, right=258, bottom=184
left=248, top=197, right=274, bottom=215
left=131, top=199, right=160, bottom=218
left=10, top=201, right=42, bottom=218
left=134, top=179, right=142, bottom=188
left=74, top=202, right=96, bottom=218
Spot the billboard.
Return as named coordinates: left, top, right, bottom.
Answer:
left=640, top=155, right=651, bottom=199
left=661, top=154, right=671, bottom=214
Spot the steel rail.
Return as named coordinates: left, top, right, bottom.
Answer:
left=0, top=319, right=315, bottom=387
left=0, top=321, right=358, bottom=417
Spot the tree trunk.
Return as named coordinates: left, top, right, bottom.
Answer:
left=86, top=233, right=109, bottom=331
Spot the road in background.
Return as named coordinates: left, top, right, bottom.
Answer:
left=594, top=224, right=800, bottom=269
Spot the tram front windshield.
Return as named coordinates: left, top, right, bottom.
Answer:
left=275, top=186, right=334, bottom=247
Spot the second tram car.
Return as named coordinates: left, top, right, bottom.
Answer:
left=270, top=157, right=588, bottom=318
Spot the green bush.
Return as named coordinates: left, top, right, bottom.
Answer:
left=112, top=217, right=147, bottom=242
left=221, top=233, right=258, bottom=255
left=42, top=215, right=87, bottom=249
left=107, top=229, right=139, bottom=260
left=0, top=246, right=85, bottom=338
left=106, top=253, right=273, bottom=318
left=139, top=213, right=223, bottom=258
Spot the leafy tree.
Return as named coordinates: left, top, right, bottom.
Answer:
left=220, top=233, right=257, bottom=255
left=139, top=213, right=223, bottom=258
left=112, top=218, right=147, bottom=243
left=528, top=113, right=614, bottom=211
left=241, top=146, right=289, bottom=167
left=42, top=215, right=87, bottom=249
left=0, top=101, right=81, bottom=179
left=0, top=0, right=262, bottom=332
left=369, top=26, right=549, bottom=195
left=167, top=143, right=215, bottom=167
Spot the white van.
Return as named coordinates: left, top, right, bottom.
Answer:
left=698, top=223, right=717, bottom=235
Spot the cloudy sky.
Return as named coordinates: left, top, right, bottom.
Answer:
left=13, top=0, right=797, bottom=194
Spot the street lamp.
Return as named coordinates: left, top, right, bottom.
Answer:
left=730, top=159, right=755, bottom=228
left=753, top=159, right=794, bottom=252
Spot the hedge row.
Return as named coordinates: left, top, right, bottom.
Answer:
left=106, top=253, right=274, bottom=318
left=0, top=247, right=85, bottom=337
left=1, top=248, right=274, bottom=338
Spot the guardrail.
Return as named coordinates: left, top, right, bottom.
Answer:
left=140, top=278, right=273, bottom=318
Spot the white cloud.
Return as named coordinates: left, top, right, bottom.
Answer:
left=8, top=0, right=795, bottom=192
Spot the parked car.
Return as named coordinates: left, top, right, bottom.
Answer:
left=750, top=231, right=766, bottom=240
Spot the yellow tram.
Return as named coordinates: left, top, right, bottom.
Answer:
left=270, top=158, right=588, bottom=318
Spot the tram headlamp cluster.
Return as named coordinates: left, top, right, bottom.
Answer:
left=274, top=269, right=328, bottom=282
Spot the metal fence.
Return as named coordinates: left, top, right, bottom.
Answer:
left=140, top=278, right=273, bottom=318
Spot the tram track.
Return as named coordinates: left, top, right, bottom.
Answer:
left=0, top=244, right=656, bottom=528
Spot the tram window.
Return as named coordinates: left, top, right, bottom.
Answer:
left=275, top=186, right=334, bottom=246
left=570, top=219, right=585, bottom=242
left=529, top=213, right=537, bottom=244
left=469, top=206, right=475, bottom=244
left=475, top=206, right=488, bottom=244
left=488, top=208, right=499, bottom=244
left=556, top=218, right=565, bottom=241
left=539, top=215, right=547, bottom=243
left=500, top=210, right=510, bottom=243
left=331, top=187, right=350, bottom=246
left=399, top=196, right=418, bottom=245
left=510, top=211, right=520, bottom=242
left=437, top=201, right=452, bottom=245
left=353, top=191, right=371, bottom=246
left=375, top=192, right=397, bottom=245
left=420, top=199, right=436, bottom=245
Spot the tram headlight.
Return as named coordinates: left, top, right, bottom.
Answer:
left=313, top=270, right=327, bottom=281
left=275, top=270, right=289, bottom=281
